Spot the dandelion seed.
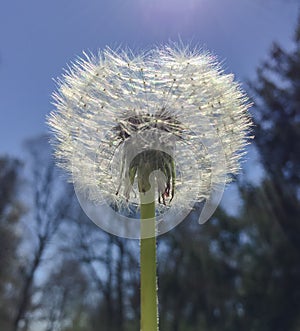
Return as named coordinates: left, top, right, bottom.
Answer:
left=47, top=44, right=252, bottom=239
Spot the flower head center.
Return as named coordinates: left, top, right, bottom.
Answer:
left=128, top=149, right=175, bottom=205
left=113, top=111, right=185, bottom=141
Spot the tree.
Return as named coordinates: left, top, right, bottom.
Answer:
left=234, top=15, right=300, bottom=331
left=39, top=258, right=90, bottom=331
left=233, top=183, right=300, bottom=331
left=12, top=136, right=74, bottom=331
left=65, top=209, right=140, bottom=331
left=158, top=209, right=245, bottom=331
left=0, top=156, right=24, bottom=330
left=250, top=16, right=300, bottom=250
left=0, top=136, right=141, bottom=331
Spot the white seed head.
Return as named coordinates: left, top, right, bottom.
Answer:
left=47, top=44, right=252, bottom=238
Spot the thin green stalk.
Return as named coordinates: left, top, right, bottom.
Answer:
left=140, top=194, right=159, bottom=331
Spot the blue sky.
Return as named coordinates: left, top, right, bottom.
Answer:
left=0, top=0, right=299, bottom=157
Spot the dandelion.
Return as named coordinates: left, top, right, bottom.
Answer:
left=48, top=45, right=252, bottom=236
left=47, top=44, right=252, bottom=331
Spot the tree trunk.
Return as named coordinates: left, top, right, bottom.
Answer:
left=12, top=240, right=45, bottom=331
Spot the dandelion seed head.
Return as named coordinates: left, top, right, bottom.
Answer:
left=47, top=44, right=252, bottom=238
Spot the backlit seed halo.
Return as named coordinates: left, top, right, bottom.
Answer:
left=73, top=115, right=226, bottom=239
left=48, top=45, right=252, bottom=239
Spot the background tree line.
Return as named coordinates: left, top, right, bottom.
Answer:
left=0, top=16, right=300, bottom=331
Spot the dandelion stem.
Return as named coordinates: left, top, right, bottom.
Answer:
left=140, top=193, right=159, bottom=331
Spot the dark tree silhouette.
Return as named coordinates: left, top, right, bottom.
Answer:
left=0, top=157, right=24, bottom=330
left=234, top=15, right=300, bottom=331
left=250, top=17, right=300, bottom=250
left=12, top=137, right=74, bottom=331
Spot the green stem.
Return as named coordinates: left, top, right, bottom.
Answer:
left=140, top=194, right=159, bottom=331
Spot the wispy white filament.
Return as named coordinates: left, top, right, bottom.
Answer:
left=47, top=44, right=252, bottom=238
